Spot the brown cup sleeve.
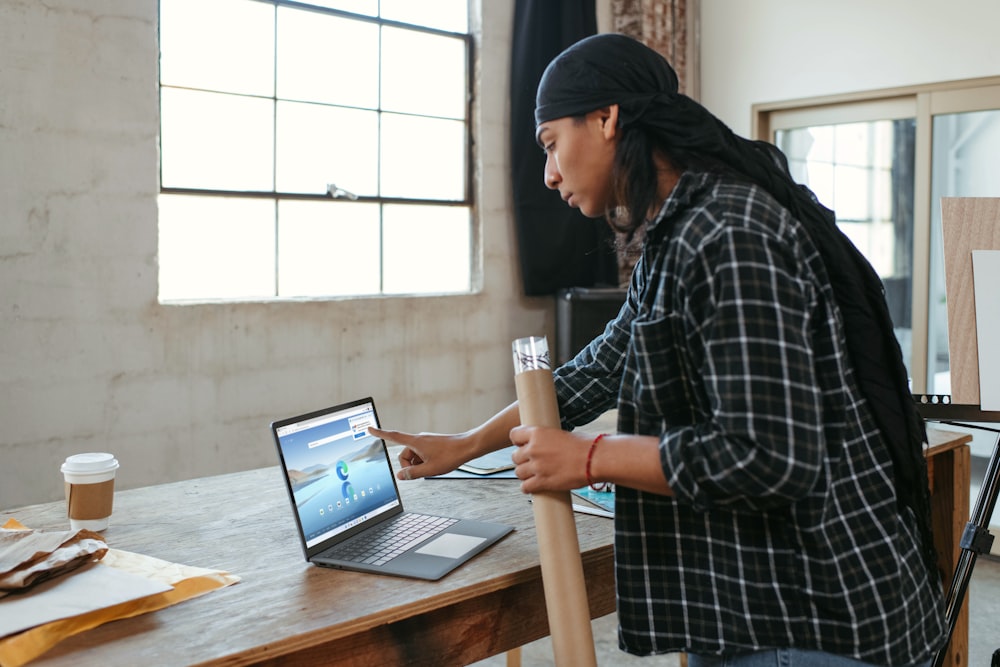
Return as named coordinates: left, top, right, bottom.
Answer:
left=65, top=479, right=115, bottom=520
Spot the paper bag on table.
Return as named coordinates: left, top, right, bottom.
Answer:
left=0, top=519, right=240, bottom=667
left=0, top=521, right=107, bottom=598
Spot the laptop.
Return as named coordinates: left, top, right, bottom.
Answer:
left=270, top=397, right=513, bottom=580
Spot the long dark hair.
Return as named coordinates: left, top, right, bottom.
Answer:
left=607, top=117, right=740, bottom=238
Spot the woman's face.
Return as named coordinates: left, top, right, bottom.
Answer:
left=535, top=107, right=618, bottom=218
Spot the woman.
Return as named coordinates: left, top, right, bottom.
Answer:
left=372, top=34, right=944, bottom=667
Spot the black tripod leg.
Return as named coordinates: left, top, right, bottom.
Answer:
left=933, top=423, right=1000, bottom=667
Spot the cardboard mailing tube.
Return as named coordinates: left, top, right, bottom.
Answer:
left=512, top=336, right=597, bottom=667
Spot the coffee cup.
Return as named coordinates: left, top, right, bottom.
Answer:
left=61, top=453, right=119, bottom=531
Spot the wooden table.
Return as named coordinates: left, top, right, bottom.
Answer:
left=925, top=426, right=973, bottom=667
left=2, top=461, right=616, bottom=666
left=2, top=427, right=972, bottom=666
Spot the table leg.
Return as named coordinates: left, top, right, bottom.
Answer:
left=928, top=444, right=971, bottom=667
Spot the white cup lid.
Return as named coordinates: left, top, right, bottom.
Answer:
left=61, top=452, right=119, bottom=474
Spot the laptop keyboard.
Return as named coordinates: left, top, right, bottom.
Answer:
left=326, top=513, right=458, bottom=566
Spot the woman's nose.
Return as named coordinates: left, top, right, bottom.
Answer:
left=543, top=160, right=560, bottom=190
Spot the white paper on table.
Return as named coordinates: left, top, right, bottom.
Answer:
left=972, top=250, right=1000, bottom=411
left=0, top=561, right=172, bottom=639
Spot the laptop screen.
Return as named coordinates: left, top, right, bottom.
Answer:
left=273, top=399, right=401, bottom=549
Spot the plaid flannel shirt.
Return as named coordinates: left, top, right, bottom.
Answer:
left=553, top=171, right=945, bottom=664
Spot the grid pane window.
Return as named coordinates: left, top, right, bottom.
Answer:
left=161, top=88, right=275, bottom=191
left=778, top=121, right=904, bottom=275
left=777, top=120, right=916, bottom=372
left=304, top=0, right=377, bottom=17
left=381, top=26, right=467, bottom=118
left=380, top=113, right=466, bottom=200
left=158, top=195, right=277, bottom=301
left=275, top=9, right=379, bottom=108
left=158, top=0, right=472, bottom=301
left=277, top=200, right=382, bottom=297
left=382, top=205, right=471, bottom=294
left=275, top=102, right=379, bottom=195
left=381, top=0, right=469, bottom=32
left=159, top=0, right=275, bottom=96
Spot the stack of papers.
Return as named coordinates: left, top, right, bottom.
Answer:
left=458, top=446, right=517, bottom=475
left=1, top=526, right=107, bottom=598
left=0, top=519, right=240, bottom=667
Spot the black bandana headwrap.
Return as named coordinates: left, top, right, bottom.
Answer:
left=535, top=33, right=679, bottom=126
left=536, top=33, right=937, bottom=577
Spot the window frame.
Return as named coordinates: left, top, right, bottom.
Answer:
left=753, top=75, right=1000, bottom=394
left=157, top=0, right=476, bottom=302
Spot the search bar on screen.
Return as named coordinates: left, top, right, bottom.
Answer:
left=308, top=430, right=353, bottom=449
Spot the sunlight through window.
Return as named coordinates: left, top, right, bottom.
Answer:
left=158, top=0, right=472, bottom=301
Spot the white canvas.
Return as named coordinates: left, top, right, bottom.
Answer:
left=972, top=250, right=1000, bottom=410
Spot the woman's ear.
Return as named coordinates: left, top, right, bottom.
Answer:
left=600, top=105, right=620, bottom=139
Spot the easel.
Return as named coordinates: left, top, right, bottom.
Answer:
left=914, top=397, right=1000, bottom=667
left=920, top=197, right=1000, bottom=666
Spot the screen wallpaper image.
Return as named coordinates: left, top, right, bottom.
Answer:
left=278, top=409, right=399, bottom=546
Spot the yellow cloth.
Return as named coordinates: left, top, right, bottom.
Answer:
left=0, top=519, right=240, bottom=667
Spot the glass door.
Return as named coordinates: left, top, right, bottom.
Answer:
left=775, top=116, right=917, bottom=378
left=927, top=100, right=1000, bottom=394
left=759, top=83, right=1000, bottom=394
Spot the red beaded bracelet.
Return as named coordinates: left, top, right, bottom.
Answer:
left=586, top=433, right=609, bottom=492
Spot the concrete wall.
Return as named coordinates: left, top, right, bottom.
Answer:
left=1, top=0, right=550, bottom=508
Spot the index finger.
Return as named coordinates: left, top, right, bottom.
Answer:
left=368, top=426, right=409, bottom=445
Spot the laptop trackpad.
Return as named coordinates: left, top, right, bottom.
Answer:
left=415, top=533, right=486, bottom=558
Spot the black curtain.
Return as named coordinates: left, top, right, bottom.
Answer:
left=510, top=0, right=619, bottom=296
